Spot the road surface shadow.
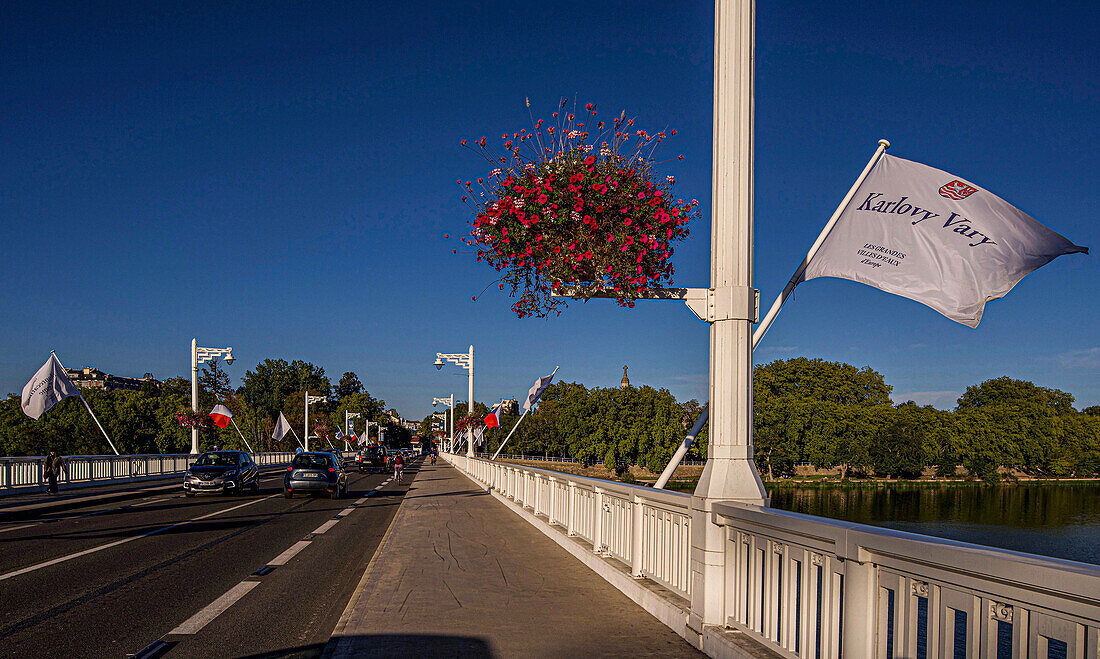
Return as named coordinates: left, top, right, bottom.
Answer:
left=234, top=634, right=494, bottom=658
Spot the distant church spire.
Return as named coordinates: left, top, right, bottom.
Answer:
left=620, top=365, right=630, bottom=389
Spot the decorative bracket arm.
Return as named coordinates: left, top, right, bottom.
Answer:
left=553, top=286, right=758, bottom=324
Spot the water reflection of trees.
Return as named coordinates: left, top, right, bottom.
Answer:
left=772, top=483, right=1100, bottom=529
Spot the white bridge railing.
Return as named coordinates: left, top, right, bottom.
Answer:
left=0, top=451, right=338, bottom=494
left=445, top=453, right=1100, bottom=659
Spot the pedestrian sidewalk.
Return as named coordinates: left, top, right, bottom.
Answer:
left=325, top=461, right=702, bottom=658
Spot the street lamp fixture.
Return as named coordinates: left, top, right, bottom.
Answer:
left=345, top=411, right=361, bottom=449
left=191, top=338, right=235, bottom=455
left=432, top=394, right=456, bottom=453
left=304, top=393, right=327, bottom=452
left=433, top=346, right=473, bottom=457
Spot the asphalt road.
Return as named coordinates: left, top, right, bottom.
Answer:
left=0, top=460, right=420, bottom=658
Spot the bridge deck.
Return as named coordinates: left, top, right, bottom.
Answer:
left=326, top=461, right=703, bottom=658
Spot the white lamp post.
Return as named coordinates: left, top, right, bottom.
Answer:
left=433, top=395, right=455, bottom=453
left=190, top=338, right=234, bottom=455
left=345, top=411, right=360, bottom=450
left=434, top=346, right=473, bottom=457
left=304, top=393, right=327, bottom=452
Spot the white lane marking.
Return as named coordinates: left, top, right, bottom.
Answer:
left=129, top=497, right=166, bottom=508
left=354, top=497, right=369, bottom=505
left=169, top=580, right=259, bottom=635
left=267, top=540, right=311, bottom=566
left=0, top=495, right=172, bottom=535
left=0, top=523, right=39, bottom=535
left=0, top=494, right=278, bottom=582
left=311, top=519, right=339, bottom=535
left=337, top=507, right=356, bottom=517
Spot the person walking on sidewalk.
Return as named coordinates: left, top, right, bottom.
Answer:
left=44, top=450, right=65, bottom=494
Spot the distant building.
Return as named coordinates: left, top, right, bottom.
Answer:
left=500, top=398, right=519, bottom=415
left=66, top=367, right=160, bottom=392
left=620, top=365, right=631, bottom=389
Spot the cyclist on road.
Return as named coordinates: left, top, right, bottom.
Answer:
left=393, top=452, right=405, bottom=482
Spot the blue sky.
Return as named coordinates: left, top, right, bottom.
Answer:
left=1, top=0, right=1096, bottom=420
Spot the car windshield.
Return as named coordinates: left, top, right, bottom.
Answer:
left=194, top=452, right=235, bottom=466
left=292, top=455, right=332, bottom=470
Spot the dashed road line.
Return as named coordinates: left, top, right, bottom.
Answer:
left=168, top=580, right=259, bottom=635
left=311, top=519, right=340, bottom=535
left=268, top=540, right=311, bottom=566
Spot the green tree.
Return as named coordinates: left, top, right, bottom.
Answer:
left=335, top=372, right=364, bottom=400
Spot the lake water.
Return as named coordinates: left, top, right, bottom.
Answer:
left=767, top=482, right=1100, bottom=566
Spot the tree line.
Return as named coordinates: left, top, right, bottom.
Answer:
left=426, top=358, right=1100, bottom=481
left=0, top=358, right=412, bottom=456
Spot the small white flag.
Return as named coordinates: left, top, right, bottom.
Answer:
left=335, top=428, right=344, bottom=440
left=523, top=367, right=559, bottom=412
left=803, top=154, right=1087, bottom=326
left=272, top=412, right=292, bottom=442
left=21, top=354, right=81, bottom=420
left=473, top=426, right=485, bottom=447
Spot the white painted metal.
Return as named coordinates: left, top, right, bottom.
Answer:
left=435, top=345, right=474, bottom=457
left=433, top=394, right=455, bottom=452
left=444, top=451, right=1100, bottom=657
left=190, top=338, right=233, bottom=455
left=304, top=393, right=326, bottom=452
left=0, top=450, right=349, bottom=493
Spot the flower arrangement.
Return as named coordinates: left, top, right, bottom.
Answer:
left=454, top=414, right=484, bottom=433
left=457, top=99, right=700, bottom=318
left=175, top=409, right=210, bottom=430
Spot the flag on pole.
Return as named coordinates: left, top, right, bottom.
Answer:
left=272, top=412, right=292, bottom=442
left=21, top=354, right=81, bottom=420
left=484, top=403, right=502, bottom=429
left=802, top=154, right=1087, bottom=327
left=335, top=428, right=344, bottom=441
left=473, top=426, right=485, bottom=447
left=523, top=367, right=559, bottom=412
left=209, top=404, right=233, bottom=429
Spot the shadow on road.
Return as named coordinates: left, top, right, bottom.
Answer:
left=234, top=634, right=494, bottom=658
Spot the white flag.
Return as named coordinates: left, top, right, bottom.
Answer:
left=523, top=366, right=559, bottom=412
left=803, top=154, right=1087, bottom=327
left=272, top=412, right=292, bottom=442
left=335, top=428, right=344, bottom=440
left=21, top=354, right=81, bottom=420
left=473, top=426, right=485, bottom=447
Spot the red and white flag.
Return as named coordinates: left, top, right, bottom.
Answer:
left=484, top=403, right=502, bottom=429
left=209, top=404, right=233, bottom=429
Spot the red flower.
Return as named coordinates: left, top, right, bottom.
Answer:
left=584, top=156, right=595, bottom=166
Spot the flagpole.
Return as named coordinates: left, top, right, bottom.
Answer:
left=50, top=351, right=120, bottom=456
left=229, top=418, right=253, bottom=453
left=654, top=404, right=708, bottom=489
left=289, top=427, right=304, bottom=449
left=490, top=409, right=529, bottom=461
left=752, top=139, right=891, bottom=350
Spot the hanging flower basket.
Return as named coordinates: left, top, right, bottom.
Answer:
left=454, top=415, right=484, bottom=433
left=175, top=409, right=211, bottom=430
left=457, top=99, right=701, bottom=318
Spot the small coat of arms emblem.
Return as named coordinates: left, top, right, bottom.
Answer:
left=939, top=180, right=979, bottom=200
